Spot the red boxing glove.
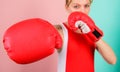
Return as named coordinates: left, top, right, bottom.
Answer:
left=3, top=18, right=62, bottom=64
left=68, top=12, right=103, bottom=42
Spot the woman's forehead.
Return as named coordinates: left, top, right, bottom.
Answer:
left=71, top=0, right=90, bottom=4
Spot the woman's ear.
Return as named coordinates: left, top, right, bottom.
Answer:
left=65, top=5, right=71, bottom=13
left=65, top=5, right=68, bottom=10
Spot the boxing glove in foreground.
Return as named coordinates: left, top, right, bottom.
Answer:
left=3, top=18, right=62, bottom=64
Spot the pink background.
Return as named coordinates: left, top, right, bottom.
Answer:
left=0, top=0, right=67, bottom=72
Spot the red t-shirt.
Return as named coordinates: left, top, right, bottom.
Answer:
left=64, top=24, right=96, bottom=72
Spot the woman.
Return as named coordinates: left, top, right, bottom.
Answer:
left=55, top=0, right=116, bottom=72
left=2, top=0, right=116, bottom=72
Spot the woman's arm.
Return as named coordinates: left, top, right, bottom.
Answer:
left=96, top=39, right=117, bottom=64
left=54, top=25, right=64, bottom=52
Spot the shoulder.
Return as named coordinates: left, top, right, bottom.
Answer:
left=54, top=24, right=63, bottom=34
left=54, top=24, right=62, bottom=31
left=54, top=24, right=64, bottom=35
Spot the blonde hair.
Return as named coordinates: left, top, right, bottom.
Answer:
left=66, top=0, right=93, bottom=7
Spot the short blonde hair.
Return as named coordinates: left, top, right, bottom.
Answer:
left=66, top=0, right=93, bottom=7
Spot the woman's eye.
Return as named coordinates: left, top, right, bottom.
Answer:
left=73, top=5, right=79, bottom=9
left=85, top=5, right=90, bottom=8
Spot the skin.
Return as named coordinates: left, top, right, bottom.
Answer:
left=56, top=0, right=116, bottom=64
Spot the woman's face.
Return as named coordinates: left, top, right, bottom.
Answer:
left=66, top=0, right=91, bottom=15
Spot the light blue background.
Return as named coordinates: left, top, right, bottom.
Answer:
left=90, top=0, right=120, bottom=72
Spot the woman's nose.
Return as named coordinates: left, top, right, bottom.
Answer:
left=79, top=7, right=85, bottom=13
